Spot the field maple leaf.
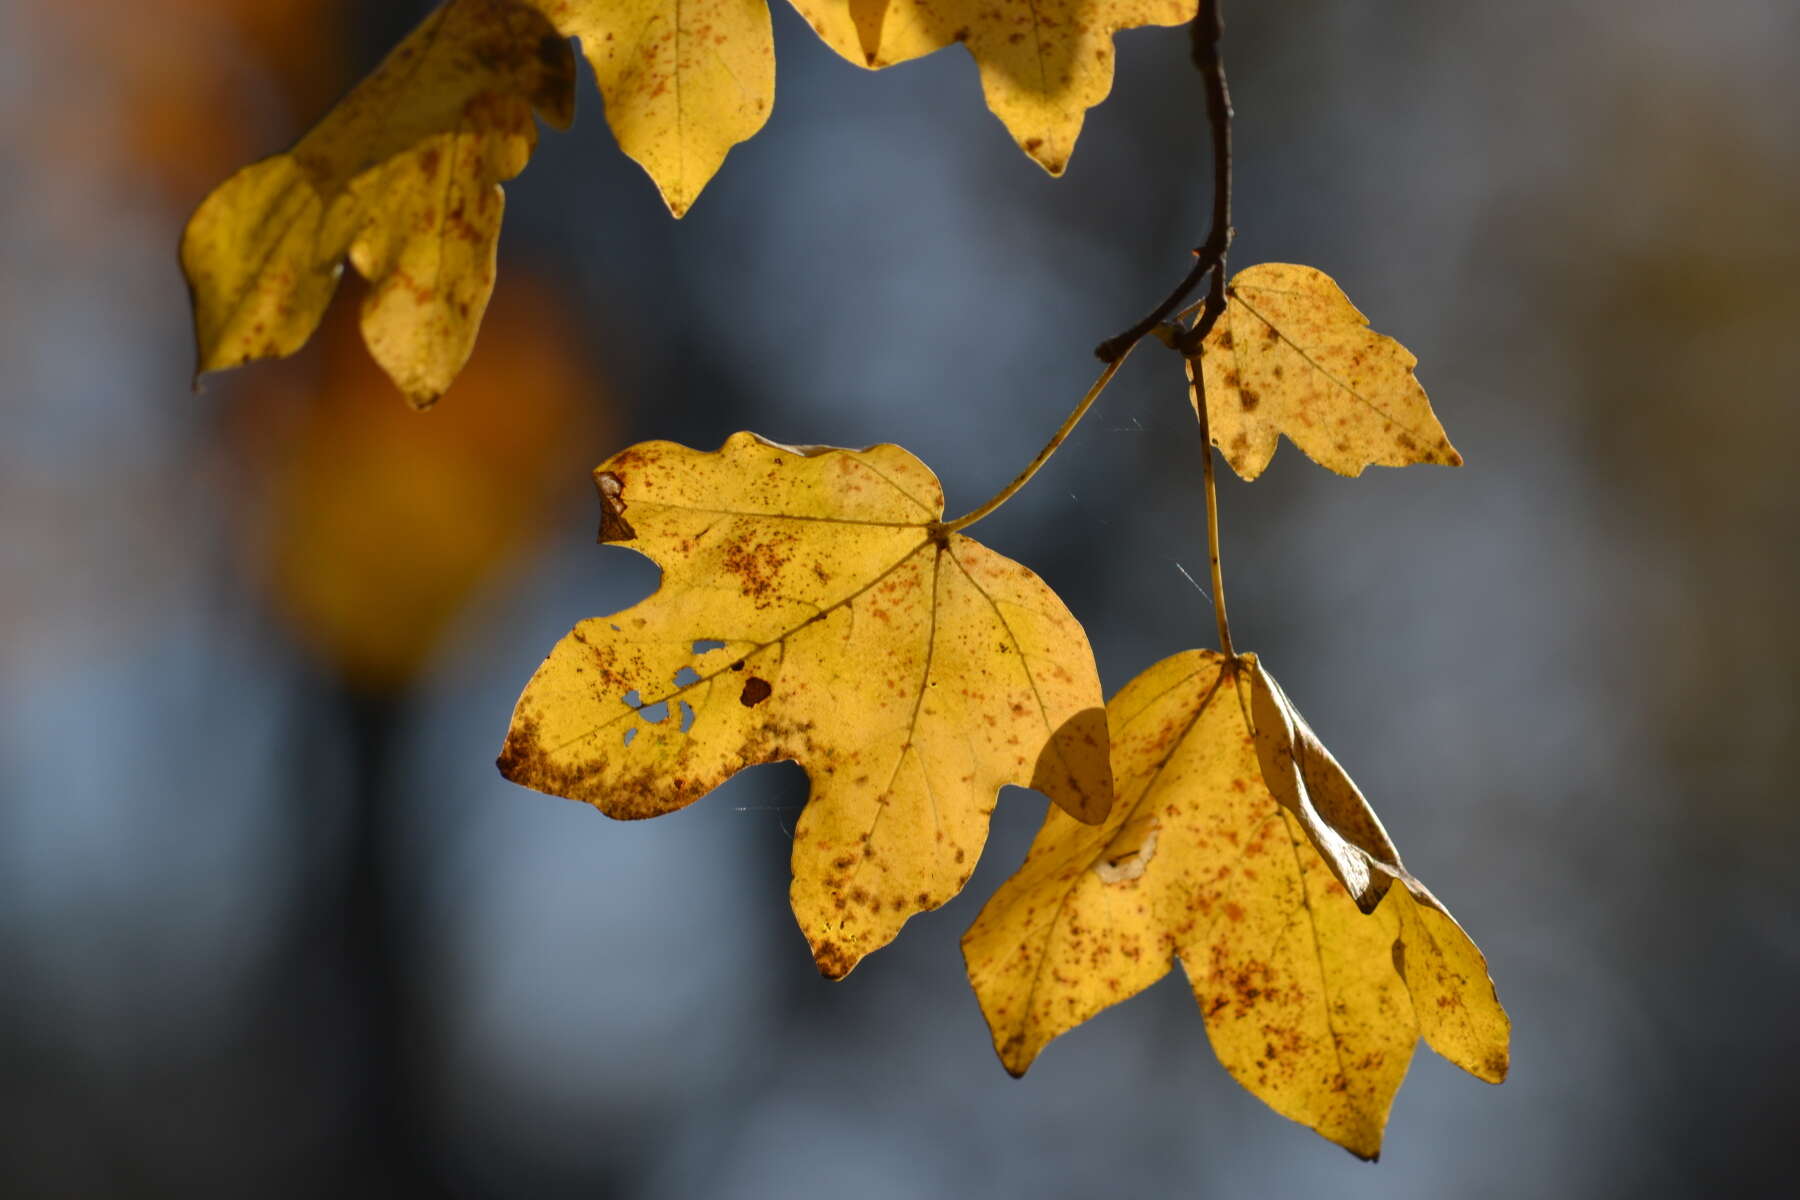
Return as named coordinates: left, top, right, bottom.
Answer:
left=1193, top=263, right=1463, bottom=479
left=963, top=649, right=1507, bottom=1158
left=528, top=0, right=774, bottom=216
left=180, top=0, right=575, bottom=407
left=792, top=0, right=1197, bottom=174
left=499, top=432, right=1112, bottom=978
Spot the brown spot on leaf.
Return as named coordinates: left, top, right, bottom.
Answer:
left=536, top=33, right=566, bottom=72
left=813, top=939, right=855, bottom=979
left=740, top=677, right=773, bottom=707
left=595, top=471, right=634, bottom=542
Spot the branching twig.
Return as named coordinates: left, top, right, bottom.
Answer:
left=1096, top=0, right=1235, bottom=363
left=954, top=2, right=1238, bottom=540
left=1185, top=0, right=1238, bottom=655
left=1096, top=0, right=1239, bottom=655
left=1177, top=0, right=1235, bottom=354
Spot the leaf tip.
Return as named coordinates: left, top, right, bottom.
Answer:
left=997, top=1031, right=1037, bottom=1079
left=811, top=937, right=859, bottom=980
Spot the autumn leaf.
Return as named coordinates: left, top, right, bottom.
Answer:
left=499, top=432, right=1112, bottom=977
left=792, top=0, right=1195, bottom=175
left=1193, top=263, right=1462, bottom=480
left=180, top=0, right=575, bottom=407
left=963, top=650, right=1507, bottom=1158
left=530, top=0, right=774, bottom=216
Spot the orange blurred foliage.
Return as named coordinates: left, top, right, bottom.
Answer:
left=17, top=0, right=347, bottom=205
left=232, top=272, right=611, bottom=691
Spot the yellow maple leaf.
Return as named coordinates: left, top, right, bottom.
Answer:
left=180, top=0, right=575, bottom=407
left=791, top=0, right=1196, bottom=174
left=499, top=432, right=1112, bottom=977
left=529, top=0, right=774, bottom=216
left=963, top=649, right=1507, bottom=1159
left=1194, top=263, right=1463, bottom=480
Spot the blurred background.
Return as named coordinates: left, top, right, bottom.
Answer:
left=2, top=0, right=1795, bottom=1195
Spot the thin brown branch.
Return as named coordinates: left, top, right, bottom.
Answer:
left=1177, top=0, right=1233, bottom=354
left=1096, top=0, right=1234, bottom=363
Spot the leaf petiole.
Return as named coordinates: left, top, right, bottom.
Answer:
left=942, top=348, right=1136, bottom=533
left=1185, top=352, right=1236, bottom=658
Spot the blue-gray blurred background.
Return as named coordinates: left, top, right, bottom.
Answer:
left=4, top=0, right=1796, bottom=1195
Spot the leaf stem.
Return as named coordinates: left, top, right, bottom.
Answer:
left=942, top=348, right=1134, bottom=533
left=1186, top=354, right=1235, bottom=657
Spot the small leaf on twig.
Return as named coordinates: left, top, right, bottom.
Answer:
left=1195, top=263, right=1461, bottom=480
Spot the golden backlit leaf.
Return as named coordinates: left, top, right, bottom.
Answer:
left=531, top=0, right=774, bottom=216
left=791, top=0, right=1195, bottom=174
left=499, top=433, right=1112, bottom=977
left=1195, top=263, right=1462, bottom=480
left=180, top=0, right=575, bottom=407
left=963, top=650, right=1507, bottom=1158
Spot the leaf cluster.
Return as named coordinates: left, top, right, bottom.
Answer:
left=180, top=0, right=1507, bottom=1161
left=181, top=0, right=1196, bottom=404
left=494, top=287, right=1494, bottom=1153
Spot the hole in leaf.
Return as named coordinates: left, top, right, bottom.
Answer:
left=609, top=623, right=622, bottom=632
left=639, top=700, right=669, bottom=724
left=622, top=727, right=637, bottom=747
left=692, top=639, right=726, bottom=654
left=622, top=689, right=642, bottom=709
left=673, top=666, right=700, bottom=688
left=678, top=700, right=696, bottom=733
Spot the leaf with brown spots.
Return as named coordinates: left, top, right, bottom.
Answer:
left=531, top=0, right=774, bottom=216
left=963, top=650, right=1507, bottom=1159
left=181, top=0, right=575, bottom=408
left=791, top=0, right=1196, bottom=175
left=1194, top=263, right=1463, bottom=480
left=499, top=432, right=1112, bottom=978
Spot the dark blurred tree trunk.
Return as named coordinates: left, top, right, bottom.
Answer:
left=337, top=686, right=449, bottom=1197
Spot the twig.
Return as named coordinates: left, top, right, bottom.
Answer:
left=1178, top=0, right=1234, bottom=354
left=1096, top=0, right=1235, bottom=362
left=1187, top=1, right=1238, bottom=655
